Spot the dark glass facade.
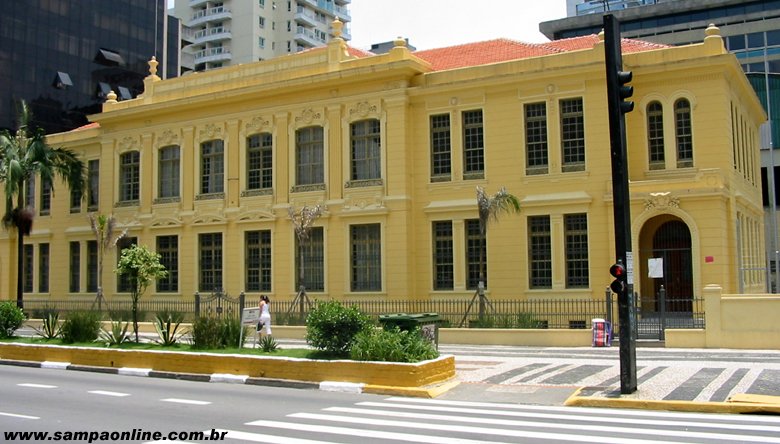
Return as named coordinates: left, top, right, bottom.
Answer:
left=0, top=0, right=179, bottom=134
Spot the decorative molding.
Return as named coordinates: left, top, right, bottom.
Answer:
left=349, top=101, right=377, bottom=118
left=153, top=197, right=181, bottom=205
left=291, top=184, right=326, bottom=193
left=158, top=129, right=179, bottom=146
left=114, top=200, right=139, bottom=208
left=195, top=192, right=225, bottom=201
left=645, top=192, right=680, bottom=210
left=344, top=179, right=383, bottom=189
left=295, top=108, right=321, bottom=125
left=246, top=116, right=271, bottom=133
left=199, top=123, right=223, bottom=140
left=150, top=216, right=182, bottom=228
left=118, top=136, right=139, bottom=152
left=241, top=188, right=274, bottom=197
left=343, top=195, right=386, bottom=211
left=237, top=209, right=276, bottom=222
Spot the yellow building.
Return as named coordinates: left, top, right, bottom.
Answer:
left=0, top=22, right=766, bottom=314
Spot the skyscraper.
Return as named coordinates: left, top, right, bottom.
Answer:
left=171, top=0, right=351, bottom=72
left=0, top=0, right=180, bottom=134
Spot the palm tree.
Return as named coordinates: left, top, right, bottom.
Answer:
left=0, top=101, right=85, bottom=309
left=88, top=213, right=127, bottom=311
left=461, top=186, right=521, bottom=326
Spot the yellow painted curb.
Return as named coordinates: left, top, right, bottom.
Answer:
left=363, top=379, right=461, bottom=398
left=728, top=393, right=780, bottom=405
left=0, top=342, right=455, bottom=390
left=565, top=388, right=780, bottom=414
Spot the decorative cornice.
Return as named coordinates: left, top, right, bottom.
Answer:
left=241, top=188, right=274, bottom=197
left=118, top=136, right=139, bottom=152
left=349, top=101, right=378, bottom=118
left=344, top=179, right=383, bottom=189
left=195, top=192, right=225, bottom=201
left=295, top=108, right=321, bottom=125
left=291, top=184, right=326, bottom=193
left=246, top=116, right=271, bottom=134
left=199, top=123, right=223, bottom=140
left=158, top=129, right=179, bottom=147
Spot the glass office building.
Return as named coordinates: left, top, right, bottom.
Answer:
left=0, top=0, right=180, bottom=134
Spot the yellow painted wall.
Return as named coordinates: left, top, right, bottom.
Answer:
left=0, top=27, right=767, bottom=316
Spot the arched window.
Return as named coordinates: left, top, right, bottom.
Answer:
left=675, top=99, right=693, bottom=168
left=647, top=101, right=664, bottom=170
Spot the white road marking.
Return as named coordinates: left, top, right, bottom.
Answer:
left=160, top=398, right=211, bottom=405
left=0, top=411, right=39, bottom=419
left=17, top=383, right=57, bottom=389
left=88, top=390, right=130, bottom=397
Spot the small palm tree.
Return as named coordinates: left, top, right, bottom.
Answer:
left=0, top=101, right=85, bottom=309
left=88, top=213, right=127, bottom=311
left=464, top=186, right=521, bottom=325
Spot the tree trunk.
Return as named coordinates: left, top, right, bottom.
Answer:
left=16, top=228, right=24, bottom=310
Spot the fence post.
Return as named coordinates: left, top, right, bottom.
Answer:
left=239, top=291, right=245, bottom=315
left=658, top=285, right=666, bottom=341
left=605, top=287, right=613, bottom=327
left=194, top=292, right=200, bottom=318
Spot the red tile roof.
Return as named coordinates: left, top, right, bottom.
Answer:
left=70, top=122, right=100, bottom=131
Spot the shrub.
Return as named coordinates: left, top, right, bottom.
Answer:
left=305, top=300, right=372, bottom=356
left=34, top=310, right=62, bottom=340
left=350, top=327, right=439, bottom=363
left=60, top=311, right=101, bottom=344
left=0, top=302, right=26, bottom=338
left=153, top=310, right=186, bottom=346
left=190, top=316, right=248, bottom=349
left=258, top=335, right=279, bottom=352
left=98, top=321, right=130, bottom=346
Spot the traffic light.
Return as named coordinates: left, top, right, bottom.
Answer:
left=617, top=70, right=634, bottom=114
left=609, top=261, right=626, bottom=294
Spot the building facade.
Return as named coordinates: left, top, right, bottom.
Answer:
left=542, top=0, right=780, bottom=290
left=171, top=0, right=351, bottom=72
left=0, top=24, right=766, bottom=314
left=0, top=0, right=180, bottom=134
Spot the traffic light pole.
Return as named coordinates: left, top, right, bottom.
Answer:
left=604, top=14, right=637, bottom=394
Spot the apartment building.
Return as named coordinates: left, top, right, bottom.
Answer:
left=1, top=24, right=765, bottom=317
left=171, top=0, right=351, bottom=72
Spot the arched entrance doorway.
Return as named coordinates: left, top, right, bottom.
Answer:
left=639, top=216, right=693, bottom=313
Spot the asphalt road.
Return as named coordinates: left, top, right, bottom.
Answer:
left=3, top=365, right=780, bottom=443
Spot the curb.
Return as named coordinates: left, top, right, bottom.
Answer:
left=564, top=387, right=780, bottom=414
left=0, top=358, right=456, bottom=397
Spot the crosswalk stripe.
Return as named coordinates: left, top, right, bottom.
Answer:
left=358, top=401, right=780, bottom=432
left=246, top=420, right=499, bottom=444
left=88, top=390, right=130, bottom=397
left=281, top=413, right=695, bottom=444
left=0, top=411, right=39, bottom=420
left=382, top=397, right=780, bottom=424
left=216, top=429, right=339, bottom=443
left=160, top=398, right=211, bottom=405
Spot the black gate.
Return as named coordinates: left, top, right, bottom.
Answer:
left=194, top=290, right=245, bottom=318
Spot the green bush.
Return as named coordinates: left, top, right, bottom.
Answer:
left=305, top=300, right=372, bottom=356
left=258, top=335, right=279, bottom=352
left=60, top=311, right=101, bottom=344
left=350, top=327, right=439, bottom=362
left=98, top=321, right=130, bottom=346
left=190, top=316, right=248, bottom=349
left=0, top=302, right=26, bottom=338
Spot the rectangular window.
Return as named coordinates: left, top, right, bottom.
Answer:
left=201, top=140, right=224, bottom=194
left=465, top=219, right=485, bottom=290
left=430, top=114, right=451, bottom=181
left=258, top=36, right=265, bottom=48
left=529, top=216, right=552, bottom=288
left=88, top=159, right=99, bottom=211
left=565, top=213, right=589, bottom=288
left=296, top=226, right=324, bottom=291
left=156, top=235, right=178, bottom=292
left=675, top=99, right=694, bottom=168
left=40, top=178, right=51, bottom=215
left=647, top=102, right=665, bottom=170
left=246, top=230, right=272, bottom=292
left=87, top=240, right=98, bottom=293
left=295, top=127, right=324, bottom=186
left=158, top=146, right=180, bottom=199
left=258, top=16, right=265, bottom=28
left=560, top=98, right=585, bottom=172
left=463, top=110, right=485, bottom=179
left=117, top=237, right=137, bottom=293
left=120, top=151, right=140, bottom=202
left=525, top=102, right=548, bottom=175
left=199, top=233, right=223, bottom=292
left=25, top=176, right=35, bottom=209
left=350, top=119, right=381, bottom=181
left=247, top=133, right=273, bottom=190
left=69, top=241, right=80, bottom=293
left=23, top=244, right=33, bottom=293
left=70, top=186, right=81, bottom=213
left=38, top=243, right=49, bottom=293
left=351, top=224, right=381, bottom=291
left=432, top=221, right=454, bottom=290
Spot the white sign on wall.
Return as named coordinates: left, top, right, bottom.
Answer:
left=648, top=258, right=664, bottom=278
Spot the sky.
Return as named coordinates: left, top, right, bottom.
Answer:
left=347, top=1, right=568, bottom=51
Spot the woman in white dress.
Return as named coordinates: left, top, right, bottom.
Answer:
left=258, top=295, right=272, bottom=337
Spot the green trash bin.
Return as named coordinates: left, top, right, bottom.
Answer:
left=378, top=313, right=442, bottom=349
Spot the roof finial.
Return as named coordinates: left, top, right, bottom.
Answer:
left=106, top=90, right=118, bottom=104
left=146, top=56, right=161, bottom=81
left=332, top=18, right=343, bottom=40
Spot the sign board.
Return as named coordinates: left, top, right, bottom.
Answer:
left=241, top=308, right=260, bottom=325
left=626, top=251, right=634, bottom=285
left=648, top=258, right=664, bottom=278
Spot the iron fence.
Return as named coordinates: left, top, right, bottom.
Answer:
left=21, top=292, right=705, bottom=336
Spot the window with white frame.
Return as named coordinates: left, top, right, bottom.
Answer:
left=560, top=98, right=585, bottom=172
left=247, top=133, right=273, bottom=190
left=462, top=110, right=484, bottom=179
left=647, top=101, right=665, bottom=170
left=675, top=98, right=693, bottom=168
left=246, top=230, right=272, bottom=292
left=432, top=221, right=454, bottom=291
left=525, top=102, right=548, bottom=175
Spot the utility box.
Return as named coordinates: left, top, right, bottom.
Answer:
left=379, top=313, right=442, bottom=348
